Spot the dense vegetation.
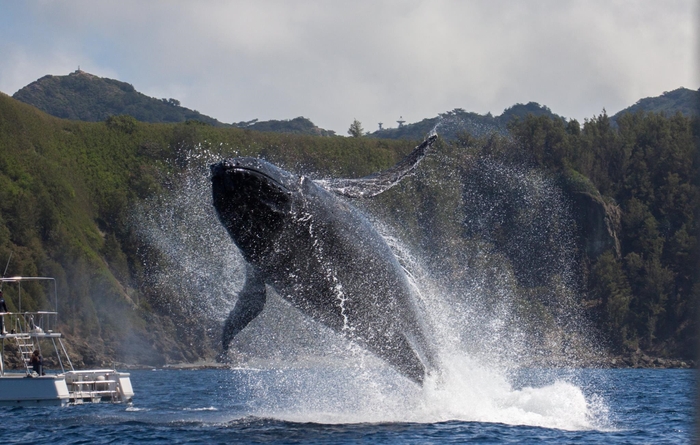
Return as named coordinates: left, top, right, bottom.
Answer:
left=233, top=116, right=336, bottom=136
left=506, top=111, right=699, bottom=357
left=0, top=84, right=697, bottom=366
left=0, top=93, right=417, bottom=366
left=13, top=71, right=338, bottom=136
left=368, top=102, right=562, bottom=140
left=612, top=88, right=699, bottom=121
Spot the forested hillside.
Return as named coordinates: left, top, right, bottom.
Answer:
left=368, top=102, right=561, bottom=140
left=232, top=116, right=336, bottom=136
left=0, top=91, right=696, bottom=367
left=12, top=70, right=337, bottom=136
left=507, top=112, right=699, bottom=358
left=13, top=70, right=226, bottom=126
left=0, top=92, right=417, bottom=367
left=612, top=88, right=700, bottom=121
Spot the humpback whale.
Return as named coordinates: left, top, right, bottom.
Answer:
left=211, top=135, right=437, bottom=384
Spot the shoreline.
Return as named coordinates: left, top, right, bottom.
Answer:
left=601, top=354, right=694, bottom=369
left=112, top=355, right=696, bottom=371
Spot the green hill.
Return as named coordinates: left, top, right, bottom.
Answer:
left=233, top=116, right=336, bottom=136
left=12, top=70, right=337, bottom=136
left=368, top=102, right=563, bottom=140
left=0, top=92, right=416, bottom=367
left=12, top=70, right=226, bottom=126
left=612, top=87, right=700, bottom=120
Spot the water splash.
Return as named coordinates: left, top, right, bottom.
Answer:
left=133, top=147, right=610, bottom=431
left=134, top=162, right=244, bottom=322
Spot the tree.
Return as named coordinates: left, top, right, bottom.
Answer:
left=591, top=250, right=632, bottom=348
left=348, top=119, right=364, bottom=137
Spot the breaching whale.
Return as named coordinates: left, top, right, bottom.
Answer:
left=211, top=135, right=437, bottom=384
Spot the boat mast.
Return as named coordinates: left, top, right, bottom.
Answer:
left=1, top=252, right=11, bottom=290
left=0, top=254, right=9, bottom=376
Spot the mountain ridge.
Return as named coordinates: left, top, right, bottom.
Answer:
left=13, top=70, right=227, bottom=126
left=611, top=87, right=699, bottom=121
left=367, top=102, right=563, bottom=140
left=12, top=70, right=337, bottom=136
left=11, top=71, right=698, bottom=141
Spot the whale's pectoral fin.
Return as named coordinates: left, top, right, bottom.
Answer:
left=222, top=265, right=266, bottom=351
left=318, top=133, right=437, bottom=198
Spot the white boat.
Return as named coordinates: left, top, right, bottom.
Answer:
left=0, top=276, right=134, bottom=406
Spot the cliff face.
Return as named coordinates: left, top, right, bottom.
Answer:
left=568, top=190, right=621, bottom=260
left=459, top=161, right=623, bottom=292
left=559, top=168, right=621, bottom=261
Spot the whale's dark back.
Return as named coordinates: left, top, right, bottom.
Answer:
left=265, top=177, right=432, bottom=381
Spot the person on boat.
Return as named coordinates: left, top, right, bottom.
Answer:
left=31, top=350, right=43, bottom=375
left=0, top=291, right=7, bottom=335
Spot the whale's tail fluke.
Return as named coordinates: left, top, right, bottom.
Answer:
left=319, top=133, right=438, bottom=198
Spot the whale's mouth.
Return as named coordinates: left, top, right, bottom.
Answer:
left=213, top=160, right=285, bottom=188
left=228, top=167, right=287, bottom=193
left=211, top=160, right=292, bottom=213
left=211, top=160, right=293, bottom=258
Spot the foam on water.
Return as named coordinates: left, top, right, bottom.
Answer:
left=134, top=149, right=610, bottom=432
left=418, top=356, right=603, bottom=430
left=221, top=352, right=606, bottom=431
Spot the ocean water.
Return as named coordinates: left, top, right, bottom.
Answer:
left=0, top=367, right=693, bottom=444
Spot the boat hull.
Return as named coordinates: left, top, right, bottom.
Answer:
left=0, top=370, right=134, bottom=406
left=0, top=374, right=70, bottom=406
left=64, top=369, right=134, bottom=404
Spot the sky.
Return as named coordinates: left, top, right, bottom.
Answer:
left=0, top=0, right=697, bottom=134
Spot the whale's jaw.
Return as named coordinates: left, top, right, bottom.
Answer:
left=211, top=160, right=292, bottom=262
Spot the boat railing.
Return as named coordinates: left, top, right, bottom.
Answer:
left=0, top=311, right=59, bottom=337
left=0, top=310, right=73, bottom=375
left=0, top=277, right=72, bottom=376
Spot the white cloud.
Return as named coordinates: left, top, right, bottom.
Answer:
left=0, top=0, right=696, bottom=132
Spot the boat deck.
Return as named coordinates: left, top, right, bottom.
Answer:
left=0, top=276, right=134, bottom=405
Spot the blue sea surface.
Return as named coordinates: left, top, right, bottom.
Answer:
left=0, top=368, right=693, bottom=444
